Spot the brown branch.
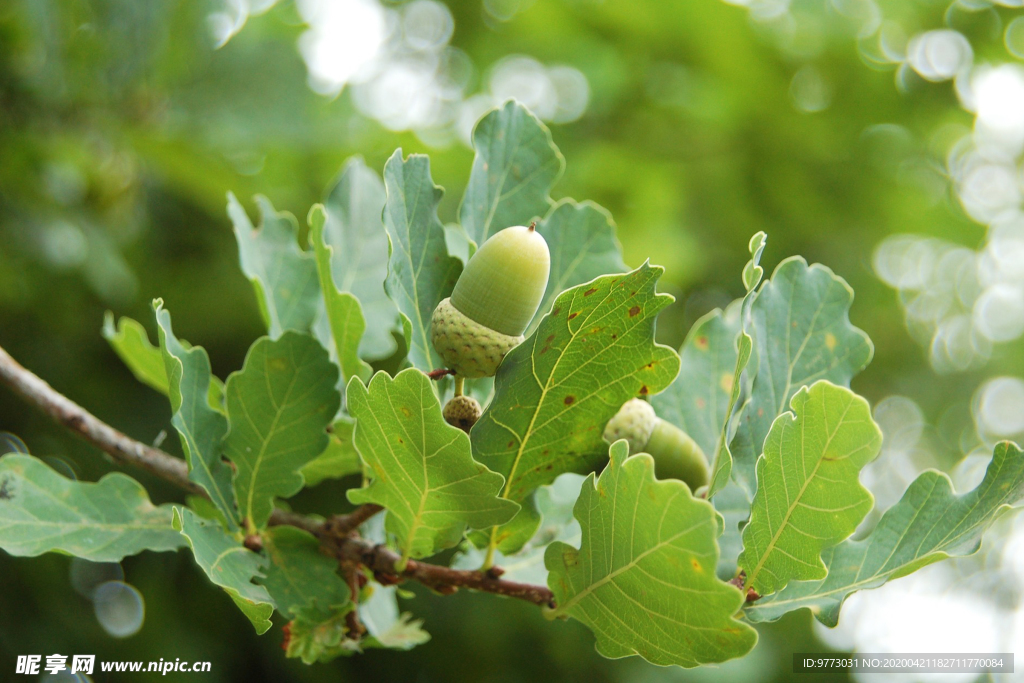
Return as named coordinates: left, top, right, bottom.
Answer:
left=0, top=342, right=555, bottom=609
left=0, top=344, right=203, bottom=495
left=342, top=565, right=366, bottom=638
left=313, top=531, right=555, bottom=607
left=322, top=504, right=384, bottom=536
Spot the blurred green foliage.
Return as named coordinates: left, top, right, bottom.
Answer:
left=1, top=0, right=1017, bottom=680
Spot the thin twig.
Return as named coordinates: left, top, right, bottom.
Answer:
left=0, top=342, right=556, bottom=609
left=323, top=504, right=384, bottom=536
left=0, top=344, right=202, bottom=494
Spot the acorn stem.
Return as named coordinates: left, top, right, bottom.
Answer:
left=481, top=530, right=498, bottom=570
left=454, top=376, right=465, bottom=397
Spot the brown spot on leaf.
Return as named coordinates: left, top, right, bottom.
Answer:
left=583, top=288, right=597, bottom=297
left=628, top=306, right=641, bottom=317
left=545, top=334, right=555, bottom=343
left=639, top=385, right=649, bottom=395
left=568, top=312, right=578, bottom=320
left=696, top=335, right=709, bottom=350
left=508, top=440, right=516, bottom=448
left=564, top=395, right=576, bottom=405
left=552, top=307, right=561, bottom=316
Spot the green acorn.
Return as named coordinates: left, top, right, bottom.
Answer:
left=431, top=224, right=550, bottom=378
left=603, top=398, right=709, bottom=489
left=443, top=394, right=482, bottom=434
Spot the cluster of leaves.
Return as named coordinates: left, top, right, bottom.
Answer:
left=1, top=102, right=1022, bottom=669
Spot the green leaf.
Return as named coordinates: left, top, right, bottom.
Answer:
left=545, top=442, right=757, bottom=668
left=0, top=454, right=184, bottom=562
left=102, top=312, right=169, bottom=395
left=730, top=257, right=872, bottom=494
left=261, top=525, right=350, bottom=617
left=154, top=302, right=238, bottom=527
left=228, top=193, right=320, bottom=339
left=346, top=369, right=519, bottom=564
left=701, top=235, right=767, bottom=570
left=300, top=418, right=362, bottom=487
left=453, top=473, right=585, bottom=585
left=739, top=381, right=882, bottom=596
left=185, top=495, right=231, bottom=529
left=465, top=495, right=542, bottom=554
left=714, top=479, right=753, bottom=579
left=172, top=507, right=274, bottom=634
left=223, top=332, right=341, bottom=529
left=103, top=312, right=225, bottom=411
left=706, top=232, right=765, bottom=499
left=308, top=205, right=372, bottom=384
left=459, top=100, right=565, bottom=246
left=746, top=441, right=1024, bottom=625
left=652, top=305, right=741, bottom=458
left=472, top=264, right=679, bottom=547
left=529, top=199, right=628, bottom=334
left=443, top=223, right=472, bottom=264
left=382, top=150, right=462, bottom=373
left=322, top=156, right=398, bottom=361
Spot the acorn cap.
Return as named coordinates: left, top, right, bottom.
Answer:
left=450, top=225, right=550, bottom=337
left=604, top=398, right=710, bottom=490
left=443, top=394, right=482, bottom=433
left=602, top=398, right=657, bottom=454
left=431, top=298, right=524, bottom=378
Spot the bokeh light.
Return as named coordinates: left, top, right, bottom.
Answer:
left=93, top=581, right=145, bottom=639
left=975, top=376, right=1024, bottom=440
left=218, top=0, right=597, bottom=144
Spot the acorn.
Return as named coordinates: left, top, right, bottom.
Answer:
left=443, top=394, right=482, bottom=434
left=431, top=224, right=550, bottom=378
left=603, top=398, right=709, bottom=489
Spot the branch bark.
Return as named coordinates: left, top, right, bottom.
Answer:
left=0, top=344, right=202, bottom=494
left=310, top=528, right=555, bottom=607
left=0, top=342, right=555, bottom=608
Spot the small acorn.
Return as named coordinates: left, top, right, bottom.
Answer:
left=603, top=398, right=709, bottom=489
left=443, top=394, right=482, bottom=433
left=431, top=224, right=550, bottom=378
